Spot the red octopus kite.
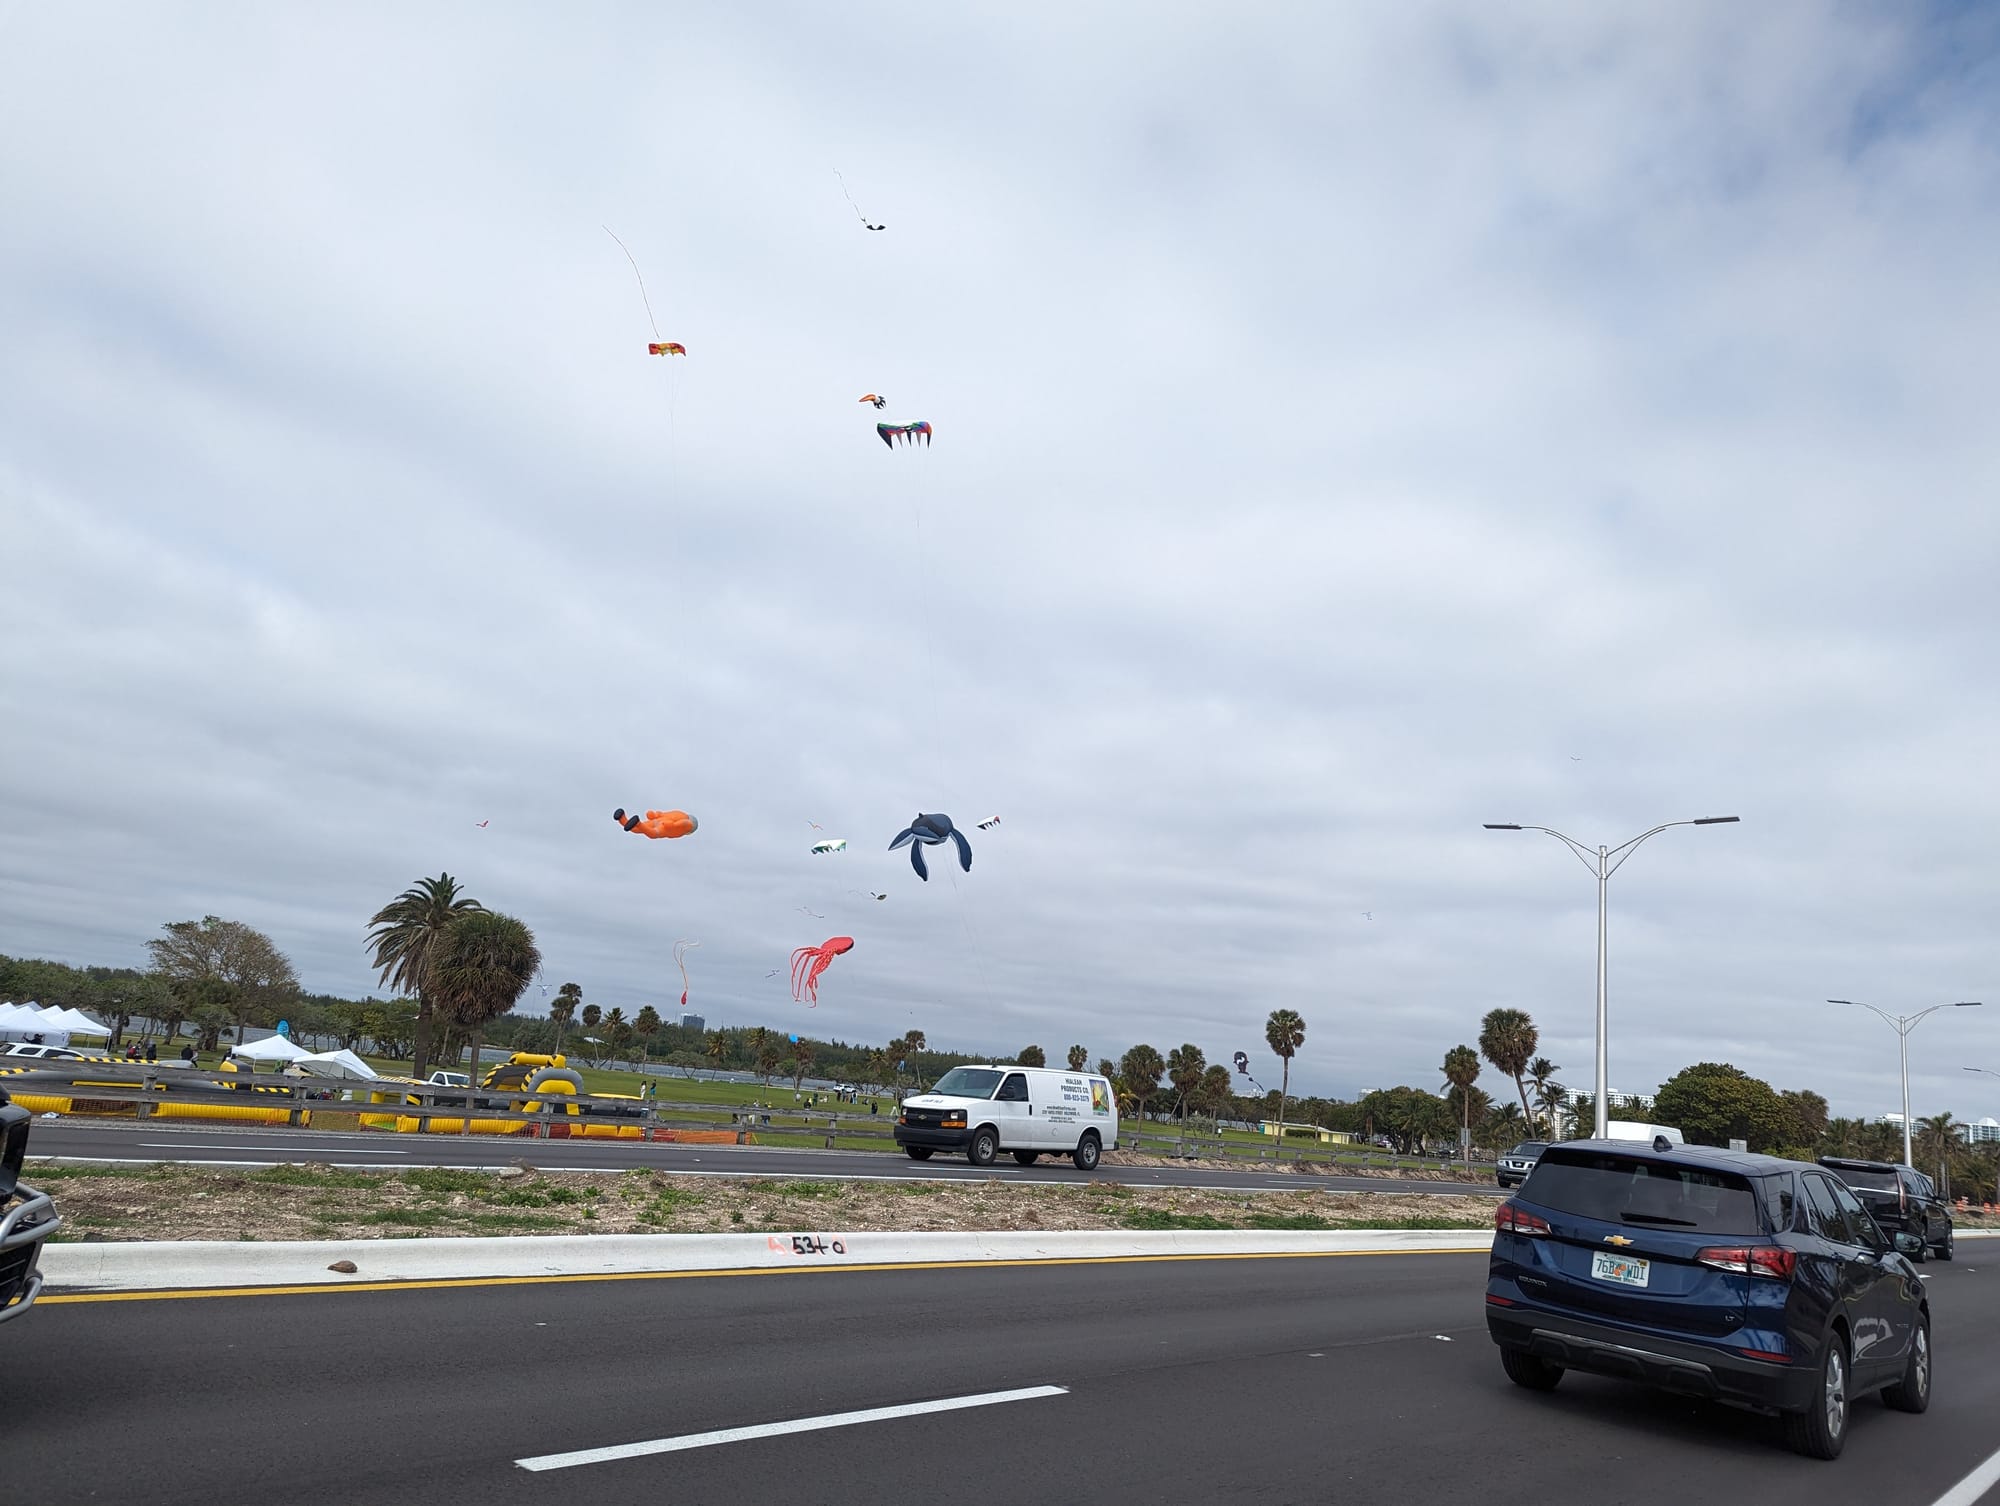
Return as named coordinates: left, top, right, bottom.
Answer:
left=790, top=936, right=854, bottom=1005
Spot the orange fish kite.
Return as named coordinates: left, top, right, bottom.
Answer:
left=614, top=807, right=699, bottom=840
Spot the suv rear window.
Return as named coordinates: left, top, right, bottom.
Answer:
left=1823, top=1164, right=1899, bottom=1194
left=1526, top=1149, right=1766, bottom=1235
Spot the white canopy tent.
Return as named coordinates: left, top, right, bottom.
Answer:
left=0, top=1003, right=68, bottom=1044
left=290, top=1049, right=379, bottom=1081
left=228, top=1033, right=313, bottom=1064
left=45, top=1006, right=111, bottom=1038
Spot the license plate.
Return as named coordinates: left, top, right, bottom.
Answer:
left=1591, top=1250, right=1651, bottom=1288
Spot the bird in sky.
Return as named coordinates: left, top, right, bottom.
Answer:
left=475, top=820, right=489, bottom=828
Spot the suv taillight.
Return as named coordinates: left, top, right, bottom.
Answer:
left=1495, top=1203, right=1551, bottom=1236
left=1697, top=1246, right=1796, bottom=1279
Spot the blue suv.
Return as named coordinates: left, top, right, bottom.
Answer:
left=1487, top=1139, right=1930, bottom=1459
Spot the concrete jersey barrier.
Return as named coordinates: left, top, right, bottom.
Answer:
left=42, top=1227, right=1498, bottom=1293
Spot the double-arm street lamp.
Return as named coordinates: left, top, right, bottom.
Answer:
left=1484, top=816, right=1740, bottom=1139
left=1826, top=998, right=1983, bottom=1167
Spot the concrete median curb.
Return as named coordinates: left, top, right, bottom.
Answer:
left=41, top=1227, right=1496, bottom=1292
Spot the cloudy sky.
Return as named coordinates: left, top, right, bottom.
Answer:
left=3, top=3, right=1996, bottom=1121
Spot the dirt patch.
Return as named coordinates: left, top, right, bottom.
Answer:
left=27, top=1160, right=1498, bottom=1243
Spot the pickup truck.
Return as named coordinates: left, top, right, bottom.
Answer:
left=1, top=1085, right=60, bottom=1325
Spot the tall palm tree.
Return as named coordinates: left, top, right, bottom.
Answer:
left=1066, top=1044, right=1089, bottom=1072
left=749, top=1026, right=773, bottom=1085
left=1918, top=1112, right=1958, bottom=1195
left=1265, top=1009, right=1307, bottom=1147
left=1167, top=1043, right=1207, bottom=1151
left=425, top=910, right=540, bottom=1101
left=365, top=874, right=484, bottom=1079
left=1442, top=1045, right=1481, bottom=1170
left=634, top=1005, right=661, bottom=1061
left=548, top=982, right=581, bottom=1055
left=704, top=1029, right=728, bottom=1070
left=1478, top=1008, right=1539, bottom=1127
left=1524, top=1056, right=1562, bottom=1136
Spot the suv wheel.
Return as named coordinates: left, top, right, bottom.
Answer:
left=1499, top=1348, right=1563, bottom=1392
left=1784, top=1335, right=1849, bottom=1460
left=1912, top=1238, right=1929, bottom=1264
left=1884, top=1314, right=1930, bottom=1414
left=1934, top=1234, right=1954, bottom=1262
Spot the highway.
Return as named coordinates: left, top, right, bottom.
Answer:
left=15, top=1250, right=2000, bottom=1505
left=26, top=1118, right=1501, bottom=1197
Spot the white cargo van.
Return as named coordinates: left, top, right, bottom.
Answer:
left=896, top=1064, right=1119, bottom=1170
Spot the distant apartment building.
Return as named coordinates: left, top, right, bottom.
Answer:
left=1960, top=1117, right=2000, bottom=1145
left=681, top=1013, right=706, bottom=1035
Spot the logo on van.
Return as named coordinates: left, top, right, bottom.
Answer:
left=1090, top=1081, right=1110, bottom=1115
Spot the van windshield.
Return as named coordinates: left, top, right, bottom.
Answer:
left=1526, top=1149, right=1765, bottom=1235
left=929, top=1068, right=1004, bottom=1098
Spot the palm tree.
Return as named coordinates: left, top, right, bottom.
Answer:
left=548, top=982, right=580, bottom=1054
left=634, top=1005, right=661, bottom=1064
left=788, top=1039, right=817, bottom=1090
left=1478, top=1008, right=1539, bottom=1127
left=1524, top=1056, right=1562, bottom=1136
left=425, top=910, right=540, bottom=1101
left=581, top=1003, right=602, bottom=1030
left=1067, top=1044, right=1089, bottom=1072
left=601, top=1007, right=628, bottom=1066
left=1442, top=1045, right=1481, bottom=1171
left=1488, top=1102, right=1526, bottom=1143
left=364, top=874, right=484, bottom=1078
left=1166, top=1043, right=1207, bottom=1150
left=1918, top=1112, right=1958, bottom=1196
left=704, top=1029, right=728, bottom=1070
left=1264, top=1009, right=1307, bottom=1147
left=749, top=1026, right=773, bottom=1085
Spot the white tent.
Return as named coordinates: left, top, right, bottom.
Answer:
left=45, top=1007, right=111, bottom=1038
left=290, top=1048, right=379, bottom=1081
left=229, top=1033, right=313, bottom=1064
left=0, top=1003, right=66, bottom=1045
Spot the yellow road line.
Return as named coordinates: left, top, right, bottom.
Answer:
left=39, top=1245, right=1491, bottom=1305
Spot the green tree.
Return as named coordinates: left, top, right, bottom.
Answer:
left=748, top=1027, right=774, bottom=1084
left=581, top=1003, right=602, bottom=1030
left=1166, top=1043, right=1207, bottom=1149
left=1779, top=1089, right=1830, bottom=1151
left=147, top=915, right=301, bottom=1056
left=1018, top=1045, right=1046, bottom=1068
left=1264, top=1009, right=1307, bottom=1146
left=788, top=1038, right=817, bottom=1090
left=1652, top=1062, right=1790, bottom=1151
left=1095, top=1058, right=1117, bottom=1081
left=1197, top=1064, right=1234, bottom=1124
left=1478, top=1008, right=1539, bottom=1127
left=704, top=1029, right=728, bottom=1070
left=364, top=875, right=484, bottom=1079
left=1443, top=1044, right=1481, bottom=1169
left=1918, top=1113, right=1958, bottom=1195
left=634, top=1005, right=661, bottom=1062
left=1119, top=1043, right=1166, bottom=1122
left=549, top=982, right=581, bottom=1053
left=1066, top=1044, right=1089, bottom=1072
left=425, top=910, right=541, bottom=1088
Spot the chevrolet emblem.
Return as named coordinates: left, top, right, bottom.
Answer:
left=1603, top=1235, right=1634, bottom=1247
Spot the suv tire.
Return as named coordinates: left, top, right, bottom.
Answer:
left=1784, top=1334, right=1849, bottom=1460
left=1884, top=1314, right=1930, bottom=1414
left=1499, top=1348, right=1563, bottom=1392
left=1934, top=1233, right=1954, bottom=1262
left=967, top=1126, right=999, bottom=1167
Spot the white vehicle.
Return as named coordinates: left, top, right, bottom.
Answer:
left=0, top=1044, right=85, bottom=1062
left=896, top=1064, right=1119, bottom=1171
left=1602, top=1120, right=1685, bottom=1145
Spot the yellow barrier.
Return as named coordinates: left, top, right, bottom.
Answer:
left=7, top=1092, right=304, bottom=1126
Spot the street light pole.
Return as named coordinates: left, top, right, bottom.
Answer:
left=1829, top=999, right=1983, bottom=1166
left=1485, top=816, right=1740, bottom=1140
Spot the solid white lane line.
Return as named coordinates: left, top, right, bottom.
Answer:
left=514, top=1385, right=1069, bottom=1472
left=1927, top=1441, right=2000, bottom=1506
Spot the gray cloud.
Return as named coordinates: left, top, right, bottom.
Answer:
left=2, top=2, right=1996, bottom=1124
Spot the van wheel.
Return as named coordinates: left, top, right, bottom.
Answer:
left=967, top=1127, right=999, bottom=1167
left=1884, top=1314, right=1930, bottom=1414
left=1073, top=1132, right=1101, bottom=1171
left=1500, top=1348, right=1563, bottom=1392
left=1012, top=1150, right=1038, bottom=1165
left=904, top=1146, right=933, bottom=1161
left=1784, top=1334, right=1849, bottom=1459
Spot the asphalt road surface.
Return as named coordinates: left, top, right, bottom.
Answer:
left=16, top=1250, right=2000, bottom=1505
left=26, top=1118, right=1499, bottom=1197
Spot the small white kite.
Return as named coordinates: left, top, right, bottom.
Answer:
left=976, top=815, right=1001, bottom=831
left=810, top=839, right=848, bottom=854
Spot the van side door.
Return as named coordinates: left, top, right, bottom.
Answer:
left=991, top=1072, right=1033, bottom=1149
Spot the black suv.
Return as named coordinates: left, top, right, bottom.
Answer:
left=1818, top=1158, right=1953, bottom=1262
left=1, top=1085, right=61, bottom=1325
left=1488, top=1138, right=1930, bottom=1459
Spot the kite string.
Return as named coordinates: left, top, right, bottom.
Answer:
left=602, top=225, right=662, bottom=342
left=833, top=168, right=871, bottom=228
